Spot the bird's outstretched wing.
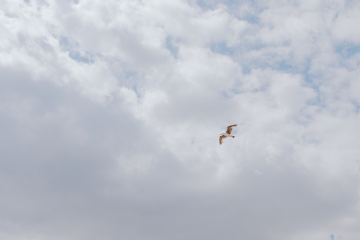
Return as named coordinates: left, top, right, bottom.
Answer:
left=219, top=135, right=225, bottom=145
left=226, top=124, right=238, bottom=134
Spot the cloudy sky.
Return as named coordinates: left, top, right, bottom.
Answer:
left=1, top=0, right=360, bottom=239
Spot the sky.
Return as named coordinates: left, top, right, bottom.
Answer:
left=1, top=0, right=360, bottom=239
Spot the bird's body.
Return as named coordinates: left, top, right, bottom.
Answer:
left=219, top=124, right=237, bottom=145
left=220, top=133, right=234, bottom=138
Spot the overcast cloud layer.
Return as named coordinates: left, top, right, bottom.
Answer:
left=1, top=0, right=360, bottom=239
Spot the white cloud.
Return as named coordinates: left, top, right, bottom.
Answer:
left=1, top=0, right=360, bottom=239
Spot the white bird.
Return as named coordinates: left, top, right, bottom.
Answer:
left=219, top=124, right=237, bottom=145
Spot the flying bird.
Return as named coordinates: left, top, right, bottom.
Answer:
left=219, top=124, right=237, bottom=145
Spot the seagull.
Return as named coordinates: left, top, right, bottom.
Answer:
left=219, top=124, right=237, bottom=145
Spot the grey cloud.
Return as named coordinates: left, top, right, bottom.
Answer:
left=1, top=68, right=360, bottom=239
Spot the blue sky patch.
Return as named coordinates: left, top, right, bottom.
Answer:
left=165, top=37, right=179, bottom=58
left=59, top=36, right=93, bottom=64
left=210, top=41, right=235, bottom=56
left=336, top=42, right=360, bottom=58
